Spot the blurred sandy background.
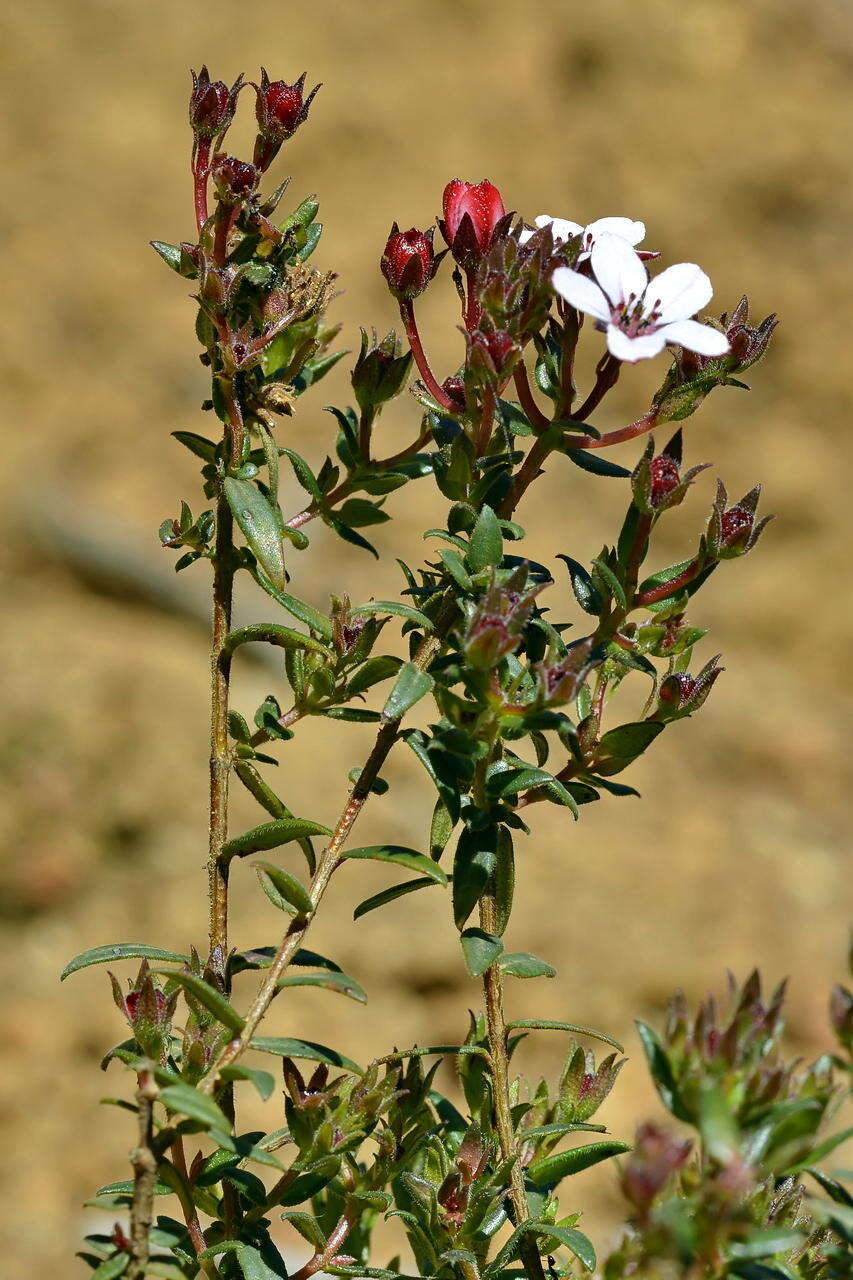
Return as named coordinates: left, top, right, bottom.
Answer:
left=1, top=0, right=851, bottom=1273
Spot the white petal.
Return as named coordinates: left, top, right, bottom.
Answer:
left=662, top=318, right=730, bottom=356
left=518, top=227, right=536, bottom=245
left=551, top=266, right=610, bottom=322
left=590, top=234, right=648, bottom=307
left=585, top=216, right=645, bottom=247
left=606, top=324, right=667, bottom=363
left=535, top=214, right=582, bottom=244
left=645, top=262, right=713, bottom=323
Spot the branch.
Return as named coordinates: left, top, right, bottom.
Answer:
left=126, top=1070, right=158, bottom=1280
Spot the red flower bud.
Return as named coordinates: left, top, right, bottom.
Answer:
left=381, top=224, right=439, bottom=299
left=189, top=66, right=243, bottom=140
left=440, top=179, right=507, bottom=268
left=442, top=376, right=467, bottom=413
left=649, top=454, right=681, bottom=506
left=211, top=154, right=259, bottom=205
left=719, top=504, right=753, bottom=548
left=253, top=69, right=320, bottom=167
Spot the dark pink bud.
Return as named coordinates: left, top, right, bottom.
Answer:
left=255, top=69, right=320, bottom=142
left=211, top=154, right=259, bottom=204
left=442, top=376, right=467, bottom=413
left=189, top=66, right=242, bottom=139
left=441, top=179, right=507, bottom=267
left=621, top=1122, right=692, bottom=1214
left=649, top=454, right=681, bottom=507
left=719, top=504, right=753, bottom=549
left=381, top=224, right=438, bottom=299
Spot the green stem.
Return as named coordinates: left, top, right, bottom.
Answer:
left=126, top=1071, right=157, bottom=1280
left=207, top=377, right=244, bottom=958
left=478, top=892, right=545, bottom=1280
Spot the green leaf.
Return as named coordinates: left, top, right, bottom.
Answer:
left=499, top=952, right=556, bottom=979
left=727, top=1228, right=805, bottom=1261
left=90, top=1256, right=129, bottom=1279
left=507, top=1019, right=624, bottom=1052
left=159, top=1083, right=231, bottom=1132
left=253, top=581, right=333, bottom=638
left=61, top=943, right=188, bottom=981
left=532, top=1222, right=596, bottom=1272
left=235, top=1242, right=287, bottom=1280
left=350, top=600, right=433, bottom=630
left=354, top=876, right=442, bottom=920
left=493, top=828, right=515, bottom=936
left=158, top=971, right=244, bottom=1033
left=224, top=622, right=332, bottom=659
left=253, top=862, right=313, bottom=915
left=599, top=721, right=664, bottom=759
left=346, top=656, right=402, bottom=697
left=222, top=817, right=332, bottom=860
left=453, top=825, right=497, bottom=929
left=785, top=1124, right=853, bottom=1173
left=487, top=766, right=554, bottom=798
left=343, top=845, right=448, bottom=884
left=276, top=970, right=367, bottom=1003
left=250, top=1037, right=361, bottom=1073
left=381, top=662, right=435, bottom=720
left=219, top=1065, right=276, bottom=1101
left=557, top=555, right=602, bottom=616
left=467, top=504, right=503, bottom=572
left=171, top=430, right=217, bottom=460
left=565, top=448, right=631, bottom=478
left=591, top=557, right=628, bottom=609
left=460, top=928, right=503, bottom=978
left=278, top=446, right=323, bottom=500
left=528, top=1140, right=631, bottom=1187
left=636, top=1021, right=690, bottom=1121
left=224, top=476, right=288, bottom=591
left=440, top=547, right=474, bottom=590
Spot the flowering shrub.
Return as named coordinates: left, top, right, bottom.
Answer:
left=63, top=64, right=851, bottom=1280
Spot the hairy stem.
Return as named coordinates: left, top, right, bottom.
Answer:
left=207, top=377, right=245, bottom=957
left=400, top=300, right=454, bottom=410
left=127, top=1071, right=157, bottom=1280
left=479, top=893, right=545, bottom=1280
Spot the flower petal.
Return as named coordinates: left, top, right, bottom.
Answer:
left=585, top=216, right=645, bottom=247
left=551, top=266, right=610, bottom=322
left=645, top=262, right=713, bottom=323
left=606, top=324, right=667, bottom=363
left=535, top=214, right=582, bottom=244
left=518, top=227, right=536, bottom=245
left=662, top=318, right=730, bottom=356
left=590, top=234, right=648, bottom=307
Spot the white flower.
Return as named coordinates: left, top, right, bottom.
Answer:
left=551, top=234, right=730, bottom=363
left=520, top=214, right=645, bottom=259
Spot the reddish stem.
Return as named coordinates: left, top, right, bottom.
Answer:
left=193, top=139, right=211, bottom=235
left=574, top=353, right=621, bottom=420
left=513, top=362, right=551, bottom=433
left=399, top=300, right=454, bottom=410
left=465, top=267, right=481, bottom=331
left=634, top=554, right=708, bottom=606
left=569, top=409, right=658, bottom=452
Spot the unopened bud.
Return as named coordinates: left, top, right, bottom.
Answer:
left=656, top=654, right=723, bottom=722
left=352, top=329, right=413, bottom=412
left=189, top=66, right=243, bottom=140
left=621, top=1122, right=692, bottom=1214
left=211, top=154, right=259, bottom=205
left=441, top=179, right=507, bottom=268
left=706, top=481, right=773, bottom=559
left=253, top=69, right=321, bottom=168
left=381, top=224, right=440, bottom=300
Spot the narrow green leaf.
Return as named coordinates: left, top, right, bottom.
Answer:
left=253, top=861, right=313, bottom=915
left=636, top=1021, right=690, bottom=1121
left=158, top=971, right=244, bottom=1032
left=250, top=1037, right=361, bottom=1073
left=592, top=556, right=628, bottom=609
left=493, top=828, right=515, bottom=936
left=467, top=504, right=503, bottom=571
left=224, top=622, right=332, bottom=659
left=159, top=1083, right=231, bottom=1132
left=276, top=970, right=367, bottom=1003
left=460, top=928, right=503, bottom=978
left=564, top=447, right=631, bottom=478
left=499, top=952, right=556, bottom=979
left=381, top=662, right=435, bottom=720
left=507, top=1019, right=624, bottom=1052
left=222, top=817, right=332, bottom=860
left=224, top=477, right=287, bottom=591
left=532, top=1222, right=596, bottom=1271
left=343, top=846, right=448, bottom=884
left=90, top=1256, right=129, bottom=1279
left=528, top=1140, right=631, bottom=1187
left=557, top=554, right=602, bottom=616
left=354, top=876, right=441, bottom=920
left=61, top=943, right=187, bottom=982
left=235, top=1242, right=287, bottom=1280
left=727, top=1228, right=805, bottom=1261
left=171, top=430, right=217, bottom=460
left=350, top=600, right=433, bottom=630
left=252, top=581, right=333, bottom=638
left=219, top=1065, right=276, bottom=1101
left=599, top=721, right=664, bottom=759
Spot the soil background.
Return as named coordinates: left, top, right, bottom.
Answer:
left=1, top=1, right=851, bottom=1274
